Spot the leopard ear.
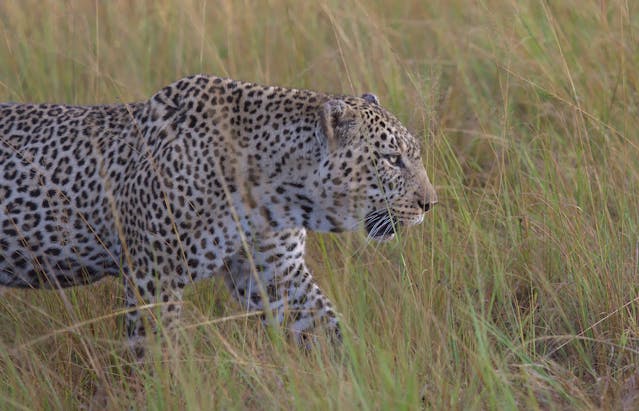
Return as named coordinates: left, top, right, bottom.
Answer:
left=319, top=99, right=351, bottom=150
left=361, top=93, right=379, bottom=105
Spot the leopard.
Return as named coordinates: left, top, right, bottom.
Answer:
left=0, top=74, right=437, bottom=355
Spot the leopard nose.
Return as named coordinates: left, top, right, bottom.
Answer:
left=417, top=188, right=437, bottom=212
left=415, top=168, right=437, bottom=212
left=417, top=198, right=431, bottom=212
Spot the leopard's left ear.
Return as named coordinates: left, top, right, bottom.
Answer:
left=361, top=93, right=379, bottom=105
left=319, top=99, right=355, bottom=150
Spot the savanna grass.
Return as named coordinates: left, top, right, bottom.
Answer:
left=1, top=0, right=638, bottom=409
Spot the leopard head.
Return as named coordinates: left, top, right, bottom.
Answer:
left=307, top=93, right=437, bottom=240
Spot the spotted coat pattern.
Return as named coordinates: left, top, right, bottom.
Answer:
left=0, top=75, right=437, bottom=352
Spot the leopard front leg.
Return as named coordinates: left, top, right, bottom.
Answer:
left=118, top=166, right=194, bottom=360
left=222, top=229, right=341, bottom=347
left=123, top=270, right=185, bottom=360
left=120, top=230, right=189, bottom=360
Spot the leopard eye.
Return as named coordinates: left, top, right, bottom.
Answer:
left=382, top=153, right=404, bottom=168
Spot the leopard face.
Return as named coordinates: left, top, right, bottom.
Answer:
left=306, top=95, right=437, bottom=241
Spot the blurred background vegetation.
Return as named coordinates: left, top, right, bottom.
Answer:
left=1, top=0, right=638, bottom=409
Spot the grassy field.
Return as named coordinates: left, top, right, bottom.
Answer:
left=1, top=0, right=638, bottom=409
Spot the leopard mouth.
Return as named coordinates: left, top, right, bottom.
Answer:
left=364, top=209, right=400, bottom=241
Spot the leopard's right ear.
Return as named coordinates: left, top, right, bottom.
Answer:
left=361, top=93, right=379, bottom=105
left=319, top=99, right=353, bottom=151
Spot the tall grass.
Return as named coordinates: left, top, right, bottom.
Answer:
left=1, top=0, right=638, bottom=409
